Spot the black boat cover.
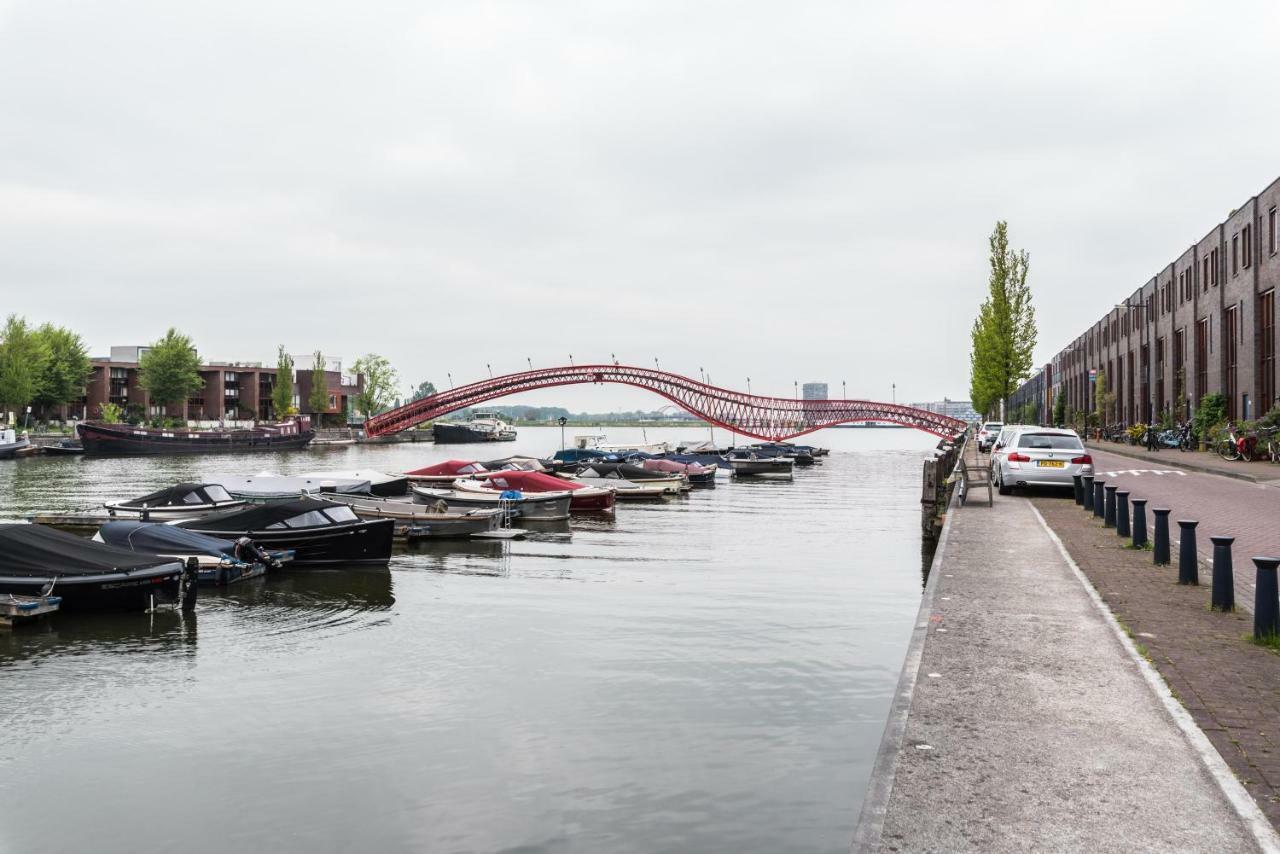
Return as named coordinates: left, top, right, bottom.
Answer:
left=0, top=524, right=180, bottom=578
left=576, top=463, right=666, bottom=480
left=98, top=521, right=239, bottom=557
left=118, top=482, right=234, bottom=508
left=179, top=498, right=353, bottom=532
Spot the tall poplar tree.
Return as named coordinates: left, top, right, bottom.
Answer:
left=308, top=351, right=329, bottom=415
left=969, top=221, right=1037, bottom=417
left=33, top=324, right=92, bottom=412
left=0, top=315, right=42, bottom=419
left=272, top=345, right=295, bottom=416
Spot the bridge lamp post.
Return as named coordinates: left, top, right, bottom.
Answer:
left=447, top=372, right=453, bottom=389
left=527, top=357, right=532, bottom=371
left=487, top=363, right=493, bottom=379
left=655, top=357, right=661, bottom=371
left=842, top=380, right=847, bottom=400
left=569, top=354, right=574, bottom=366
left=747, top=377, right=752, bottom=394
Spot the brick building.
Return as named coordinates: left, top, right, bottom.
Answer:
left=75, top=346, right=362, bottom=423
left=1017, top=175, right=1280, bottom=426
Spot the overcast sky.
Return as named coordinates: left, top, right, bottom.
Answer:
left=3, top=1, right=1280, bottom=412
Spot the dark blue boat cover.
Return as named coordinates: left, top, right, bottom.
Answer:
left=0, top=524, right=180, bottom=578
left=98, top=521, right=239, bottom=557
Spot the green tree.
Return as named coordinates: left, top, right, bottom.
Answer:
left=0, top=315, right=43, bottom=419
left=1193, top=392, right=1227, bottom=441
left=99, top=401, right=123, bottom=423
left=1052, top=390, right=1066, bottom=427
left=969, top=221, right=1037, bottom=417
left=138, top=328, right=204, bottom=412
left=32, top=324, right=91, bottom=412
left=411, top=380, right=438, bottom=401
left=272, top=345, right=295, bottom=416
left=1095, top=369, right=1115, bottom=424
left=352, top=353, right=400, bottom=417
left=308, top=351, right=329, bottom=415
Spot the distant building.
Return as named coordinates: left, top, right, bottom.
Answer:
left=910, top=399, right=981, bottom=423
left=802, top=382, right=828, bottom=401
left=71, top=347, right=363, bottom=423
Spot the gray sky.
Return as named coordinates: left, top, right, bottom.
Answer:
left=3, top=1, right=1279, bottom=412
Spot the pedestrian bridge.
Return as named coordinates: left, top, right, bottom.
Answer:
left=364, top=364, right=967, bottom=442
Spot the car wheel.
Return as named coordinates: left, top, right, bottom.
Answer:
left=998, top=480, right=1012, bottom=495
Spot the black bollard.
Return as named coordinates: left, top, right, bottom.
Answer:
left=1082, top=475, right=1095, bottom=513
left=1115, top=491, right=1130, bottom=538
left=1072, top=475, right=1084, bottom=506
left=1093, top=480, right=1106, bottom=519
left=1152, top=508, right=1171, bottom=565
left=1210, top=536, right=1235, bottom=612
left=1177, top=520, right=1199, bottom=585
left=1104, top=485, right=1118, bottom=528
left=1253, top=557, right=1280, bottom=640
left=1131, top=498, right=1148, bottom=548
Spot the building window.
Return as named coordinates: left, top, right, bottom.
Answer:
left=1232, top=234, right=1240, bottom=276
left=1195, top=319, right=1209, bottom=402
left=1203, top=257, right=1210, bottom=292
left=1225, top=304, right=1239, bottom=419
left=328, top=394, right=337, bottom=410
left=1271, top=207, right=1278, bottom=255
left=1211, top=248, right=1219, bottom=286
left=1243, top=224, right=1252, bottom=268
left=1262, top=290, right=1276, bottom=415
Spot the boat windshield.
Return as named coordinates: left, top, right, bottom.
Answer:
left=268, top=510, right=333, bottom=529
left=203, top=485, right=233, bottom=503
left=323, top=506, right=359, bottom=523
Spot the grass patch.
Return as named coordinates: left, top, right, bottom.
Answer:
left=1134, top=642, right=1151, bottom=661
left=1248, top=632, right=1280, bottom=652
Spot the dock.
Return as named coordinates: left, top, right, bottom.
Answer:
left=2, top=594, right=61, bottom=626
left=853, top=469, right=1278, bottom=852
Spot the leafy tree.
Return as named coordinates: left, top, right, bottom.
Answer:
left=308, top=351, right=329, bottom=415
left=138, top=328, right=203, bottom=410
left=352, top=353, right=400, bottom=416
left=969, top=221, right=1037, bottom=417
left=99, top=401, right=123, bottom=423
left=1193, top=392, right=1227, bottom=441
left=1052, top=390, right=1066, bottom=427
left=1095, top=370, right=1109, bottom=424
left=411, top=380, right=438, bottom=401
left=33, top=323, right=91, bottom=411
left=272, top=345, right=295, bottom=416
left=0, top=314, right=43, bottom=419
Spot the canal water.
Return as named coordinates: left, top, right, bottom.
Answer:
left=0, top=426, right=935, bottom=854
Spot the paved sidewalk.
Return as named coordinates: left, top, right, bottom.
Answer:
left=1035, top=494, right=1280, bottom=833
left=863, top=489, right=1269, bottom=852
left=1085, top=441, right=1280, bottom=485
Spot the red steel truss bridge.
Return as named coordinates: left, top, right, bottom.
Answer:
left=364, top=364, right=967, bottom=442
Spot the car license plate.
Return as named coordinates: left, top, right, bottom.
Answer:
left=1037, top=460, right=1065, bottom=468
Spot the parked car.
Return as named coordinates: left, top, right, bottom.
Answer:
left=994, top=428, right=1093, bottom=495
left=989, top=425, right=1027, bottom=476
left=976, top=421, right=1004, bottom=452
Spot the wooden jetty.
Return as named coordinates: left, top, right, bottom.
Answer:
left=2, top=594, right=61, bottom=627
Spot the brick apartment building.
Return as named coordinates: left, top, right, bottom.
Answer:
left=1014, top=175, right=1280, bottom=426
left=75, top=346, right=363, bottom=423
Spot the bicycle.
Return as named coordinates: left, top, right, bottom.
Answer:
left=1216, top=422, right=1258, bottom=462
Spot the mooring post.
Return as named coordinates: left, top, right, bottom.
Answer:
left=1130, top=498, right=1148, bottom=548
left=1072, top=475, right=1083, bottom=506
left=1253, top=557, right=1280, bottom=640
left=1177, top=520, right=1199, bottom=585
left=1104, top=484, right=1118, bottom=528
left=1082, top=475, right=1095, bottom=513
left=1210, top=536, right=1235, bottom=612
left=1115, top=491, right=1130, bottom=538
left=1152, top=508, right=1171, bottom=566
left=1093, top=480, right=1106, bottom=519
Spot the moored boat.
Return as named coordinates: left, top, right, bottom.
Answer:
left=104, top=482, right=247, bottom=520
left=178, top=498, right=394, bottom=565
left=95, top=521, right=286, bottom=586
left=641, top=458, right=717, bottom=486
left=457, top=470, right=616, bottom=512
left=0, top=428, right=31, bottom=460
left=0, top=523, right=197, bottom=612
left=43, top=439, right=85, bottom=456
left=297, top=469, right=409, bottom=497
left=404, top=460, right=492, bottom=484
left=572, top=463, right=686, bottom=493
left=206, top=473, right=374, bottom=500
left=411, top=486, right=572, bottom=521
left=729, top=454, right=795, bottom=478
left=78, top=416, right=314, bottom=456
left=328, top=494, right=504, bottom=538
left=432, top=412, right=517, bottom=443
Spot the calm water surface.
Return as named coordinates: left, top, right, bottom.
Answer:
left=0, top=426, right=934, bottom=854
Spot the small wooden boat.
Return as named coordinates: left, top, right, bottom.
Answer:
left=328, top=494, right=504, bottom=538
left=573, top=463, right=686, bottom=494
left=104, top=482, right=247, bottom=520
left=78, top=416, right=314, bottom=456
left=730, top=455, right=795, bottom=478
left=411, top=485, right=572, bottom=521
left=95, top=521, right=289, bottom=586
left=179, top=498, right=394, bottom=565
left=0, top=428, right=31, bottom=460
left=456, top=470, right=616, bottom=512
left=572, top=476, right=674, bottom=498
left=42, top=439, right=85, bottom=456
left=298, top=469, right=408, bottom=497
left=0, top=523, right=197, bottom=612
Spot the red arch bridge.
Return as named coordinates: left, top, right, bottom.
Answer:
left=364, top=364, right=967, bottom=442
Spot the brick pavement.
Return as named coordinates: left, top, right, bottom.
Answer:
left=1035, top=493, right=1280, bottom=831
left=1086, top=440, right=1280, bottom=485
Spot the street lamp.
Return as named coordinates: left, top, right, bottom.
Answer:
left=447, top=372, right=453, bottom=389
left=487, top=363, right=493, bottom=379
left=527, top=357, right=532, bottom=371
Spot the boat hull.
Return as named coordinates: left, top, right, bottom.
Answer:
left=179, top=518, right=395, bottom=565
left=0, top=438, right=32, bottom=460
left=411, top=488, right=571, bottom=521
left=730, top=459, right=795, bottom=478
left=432, top=423, right=517, bottom=443
left=0, top=564, right=192, bottom=612
left=78, top=422, right=316, bottom=456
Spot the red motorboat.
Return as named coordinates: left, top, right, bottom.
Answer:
left=403, top=459, right=492, bottom=484
left=455, top=470, right=616, bottom=513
